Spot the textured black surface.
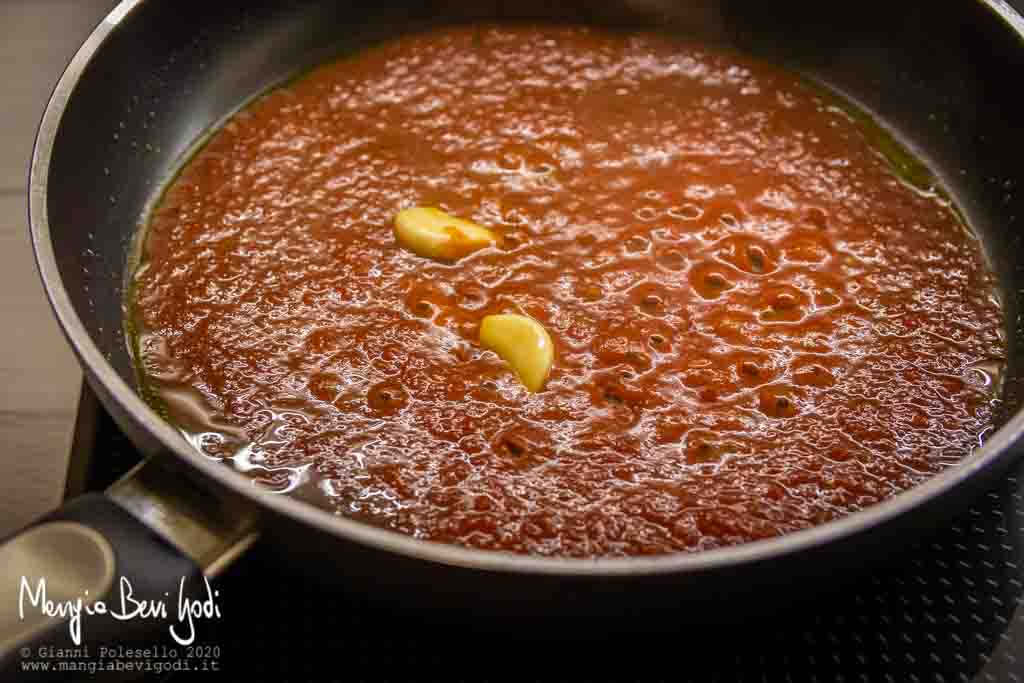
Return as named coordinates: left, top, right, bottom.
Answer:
left=72, top=385, right=1024, bottom=681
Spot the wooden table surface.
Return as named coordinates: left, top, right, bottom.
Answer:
left=0, top=0, right=117, bottom=535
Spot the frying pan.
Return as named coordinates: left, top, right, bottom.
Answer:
left=4, top=0, right=1024, bottom=671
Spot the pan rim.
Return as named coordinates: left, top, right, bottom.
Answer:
left=28, top=0, right=1024, bottom=577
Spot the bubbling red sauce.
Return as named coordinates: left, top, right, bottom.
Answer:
left=133, top=26, right=1005, bottom=557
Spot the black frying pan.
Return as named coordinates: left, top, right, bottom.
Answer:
left=5, top=0, right=1024, bottom=674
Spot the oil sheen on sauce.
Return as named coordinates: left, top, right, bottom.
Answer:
left=132, top=26, right=1006, bottom=557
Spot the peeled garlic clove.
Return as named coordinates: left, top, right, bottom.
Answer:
left=394, top=207, right=498, bottom=261
left=479, top=314, right=554, bottom=393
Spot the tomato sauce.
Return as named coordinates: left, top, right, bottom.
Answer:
left=133, top=26, right=1005, bottom=556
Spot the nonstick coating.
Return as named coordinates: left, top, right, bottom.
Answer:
left=30, top=0, right=1024, bottom=619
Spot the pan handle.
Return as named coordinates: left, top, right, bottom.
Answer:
left=0, top=458, right=258, bottom=680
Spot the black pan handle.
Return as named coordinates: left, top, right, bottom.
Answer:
left=0, top=459, right=258, bottom=680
